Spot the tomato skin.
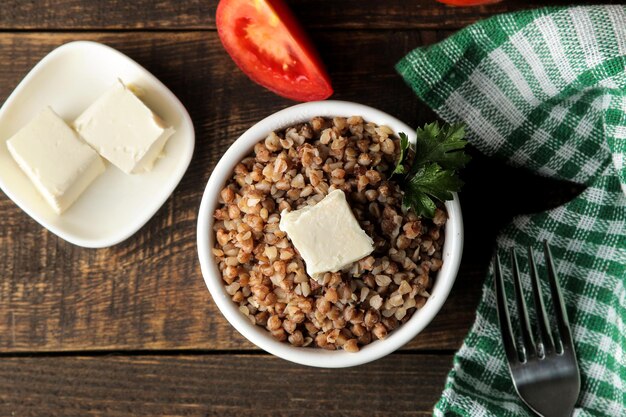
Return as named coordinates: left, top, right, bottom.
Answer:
left=436, top=0, right=501, bottom=5
left=216, top=0, right=333, bottom=102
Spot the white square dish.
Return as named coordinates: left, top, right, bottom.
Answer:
left=0, top=41, right=195, bottom=248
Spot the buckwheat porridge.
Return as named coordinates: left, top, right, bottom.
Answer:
left=212, top=116, right=446, bottom=352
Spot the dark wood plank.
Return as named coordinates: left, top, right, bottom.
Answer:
left=0, top=0, right=213, bottom=30
left=0, top=354, right=452, bottom=416
left=0, top=0, right=618, bottom=30
left=290, top=0, right=620, bottom=30
left=0, top=30, right=579, bottom=352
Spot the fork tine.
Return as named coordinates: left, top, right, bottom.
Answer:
left=527, top=245, right=555, bottom=356
left=511, top=248, right=536, bottom=360
left=543, top=241, right=574, bottom=352
left=493, top=252, right=519, bottom=364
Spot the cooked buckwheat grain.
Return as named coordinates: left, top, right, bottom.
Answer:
left=212, top=116, right=446, bottom=352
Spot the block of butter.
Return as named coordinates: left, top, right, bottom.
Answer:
left=279, top=189, right=374, bottom=277
left=74, top=79, right=175, bottom=174
left=7, top=107, right=105, bottom=214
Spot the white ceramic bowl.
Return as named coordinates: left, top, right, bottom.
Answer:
left=197, top=101, right=463, bottom=368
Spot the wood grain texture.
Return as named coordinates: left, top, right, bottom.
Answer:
left=0, top=354, right=452, bottom=416
left=0, top=30, right=581, bottom=353
left=0, top=3, right=590, bottom=416
left=0, top=0, right=618, bottom=30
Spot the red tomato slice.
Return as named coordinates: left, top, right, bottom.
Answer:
left=436, top=0, right=500, bottom=5
left=216, top=0, right=333, bottom=102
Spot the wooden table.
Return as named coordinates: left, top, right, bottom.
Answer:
left=0, top=1, right=600, bottom=415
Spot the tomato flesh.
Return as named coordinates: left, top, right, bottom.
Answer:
left=216, top=0, right=333, bottom=102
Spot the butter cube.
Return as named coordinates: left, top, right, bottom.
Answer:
left=74, top=80, right=175, bottom=174
left=279, top=189, right=374, bottom=277
left=7, top=107, right=105, bottom=214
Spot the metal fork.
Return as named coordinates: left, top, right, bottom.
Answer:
left=493, top=241, right=581, bottom=417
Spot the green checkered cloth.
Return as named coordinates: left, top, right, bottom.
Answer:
left=396, top=5, right=626, bottom=417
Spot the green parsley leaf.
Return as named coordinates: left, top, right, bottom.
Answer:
left=391, top=132, right=410, bottom=176
left=411, top=122, right=470, bottom=174
left=403, top=187, right=438, bottom=218
left=403, top=163, right=464, bottom=217
left=394, top=122, right=470, bottom=219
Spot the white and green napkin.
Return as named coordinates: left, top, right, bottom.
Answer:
left=397, top=5, right=626, bottom=416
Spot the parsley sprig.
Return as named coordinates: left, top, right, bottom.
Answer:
left=391, top=122, right=470, bottom=218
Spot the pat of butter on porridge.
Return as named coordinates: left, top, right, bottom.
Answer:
left=279, top=189, right=374, bottom=277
